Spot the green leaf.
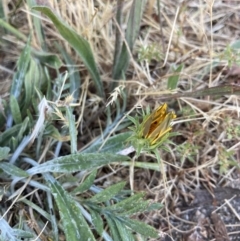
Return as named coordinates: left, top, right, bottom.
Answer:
left=167, top=64, right=183, bottom=90
left=102, top=191, right=152, bottom=221
left=7, top=37, right=31, bottom=128
left=16, top=117, right=30, bottom=144
left=105, top=216, right=122, bottom=241
left=0, top=217, right=34, bottom=241
left=20, top=198, right=51, bottom=221
left=46, top=175, right=96, bottom=241
left=89, top=208, right=104, bottom=235
left=120, top=199, right=149, bottom=216
left=10, top=96, right=22, bottom=124
left=0, top=1, right=5, bottom=19
left=0, top=19, right=27, bottom=41
left=26, top=0, right=46, bottom=49
left=66, top=107, right=77, bottom=154
left=33, top=6, right=104, bottom=98
left=72, top=169, right=97, bottom=194
left=231, top=40, right=240, bottom=49
left=0, top=162, right=29, bottom=177
left=83, top=132, right=132, bottom=153
left=90, top=182, right=126, bottom=203
left=28, top=153, right=130, bottom=175
left=23, top=59, right=39, bottom=112
left=104, top=192, right=145, bottom=213
left=0, top=123, right=22, bottom=146
left=114, top=218, right=135, bottom=241
left=9, top=229, right=34, bottom=239
left=120, top=217, right=158, bottom=238
left=112, top=0, right=145, bottom=80
left=10, top=137, right=18, bottom=151
left=146, top=202, right=163, bottom=212
left=56, top=45, right=81, bottom=100
left=44, top=124, right=64, bottom=141
left=157, top=85, right=240, bottom=101
left=0, top=147, right=10, bottom=161
left=10, top=38, right=31, bottom=99
left=33, top=51, right=62, bottom=68
left=120, top=160, right=161, bottom=171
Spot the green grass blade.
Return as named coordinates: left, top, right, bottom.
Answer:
left=23, top=59, right=38, bottom=112
left=26, top=0, right=46, bottom=49
left=125, top=0, right=145, bottom=51
left=33, top=51, right=62, bottom=68
left=167, top=64, right=183, bottom=90
left=33, top=6, right=104, bottom=98
left=10, top=38, right=31, bottom=99
left=0, top=123, right=23, bottom=147
left=0, top=0, right=5, bottom=19
left=156, top=84, right=240, bottom=101
left=112, top=0, right=123, bottom=73
left=7, top=38, right=31, bottom=128
left=112, top=0, right=145, bottom=80
left=0, top=19, right=27, bottom=41
left=0, top=162, right=29, bottom=177
left=0, top=0, right=6, bottom=36
left=57, top=45, right=81, bottom=100
left=0, top=117, right=29, bottom=152
left=17, top=117, right=30, bottom=142
left=0, top=218, right=34, bottom=241
left=20, top=198, right=51, bottom=221
left=66, top=107, right=77, bottom=154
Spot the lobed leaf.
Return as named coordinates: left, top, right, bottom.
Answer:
left=119, top=217, right=158, bottom=238
left=114, top=218, right=135, bottom=241
left=89, top=208, right=104, bottom=235
left=72, top=169, right=97, bottom=194
left=105, top=216, right=122, bottom=241
left=89, top=181, right=126, bottom=203
left=104, top=192, right=145, bottom=213
left=46, top=175, right=96, bottom=241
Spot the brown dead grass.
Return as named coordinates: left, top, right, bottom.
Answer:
left=1, top=0, right=240, bottom=240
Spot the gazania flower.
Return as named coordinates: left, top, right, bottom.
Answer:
left=141, top=103, right=176, bottom=145
left=128, top=103, right=176, bottom=155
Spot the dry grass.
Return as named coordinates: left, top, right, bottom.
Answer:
left=1, top=0, right=240, bottom=240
